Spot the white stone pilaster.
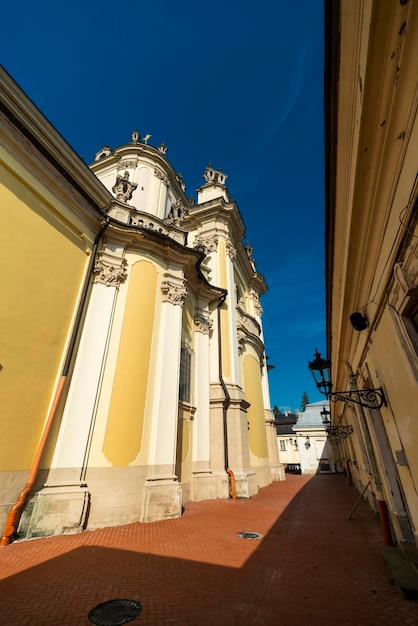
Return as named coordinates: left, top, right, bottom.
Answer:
left=51, top=282, right=117, bottom=472
left=224, top=238, right=241, bottom=385
left=191, top=310, right=215, bottom=500
left=140, top=273, right=185, bottom=522
left=23, top=245, right=127, bottom=537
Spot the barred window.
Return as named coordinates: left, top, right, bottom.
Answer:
left=279, top=440, right=286, bottom=451
left=179, top=345, right=192, bottom=403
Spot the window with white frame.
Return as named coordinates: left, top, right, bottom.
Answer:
left=179, top=344, right=193, bottom=403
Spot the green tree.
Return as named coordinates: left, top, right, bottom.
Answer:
left=300, top=391, right=309, bottom=411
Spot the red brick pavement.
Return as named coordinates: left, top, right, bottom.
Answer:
left=0, top=474, right=417, bottom=625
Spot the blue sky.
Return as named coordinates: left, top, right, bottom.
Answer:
left=2, top=0, right=325, bottom=411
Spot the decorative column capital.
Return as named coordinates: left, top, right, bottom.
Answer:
left=194, top=312, right=213, bottom=335
left=117, top=159, right=138, bottom=171
left=161, top=276, right=187, bottom=306
left=194, top=234, right=218, bottom=255
left=194, top=235, right=218, bottom=254
left=93, top=257, right=128, bottom=288
left=226, top=237, right=237, bottom=260
left=154, top=167, right=169, bottom=186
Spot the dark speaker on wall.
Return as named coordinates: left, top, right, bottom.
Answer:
left=349, top=312, right=368, bottom=331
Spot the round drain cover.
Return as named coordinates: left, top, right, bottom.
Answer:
left=88, top=599, right=142, bottom=625
left=237, top=531, right=264, bottom=540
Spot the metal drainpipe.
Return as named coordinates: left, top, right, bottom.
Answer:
left=0, top=217, right=110, bottom=546
left=216, top=294, right=236, bottom=500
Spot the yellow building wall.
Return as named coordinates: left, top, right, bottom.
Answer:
left=0, top=165, right=90, bottom=471
left=364, top=309, right=418, bottom=527
left=103, top=261, right=157, bottom=466
left=243, top=354, right=269, bottom=460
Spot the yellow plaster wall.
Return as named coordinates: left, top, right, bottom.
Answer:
left=103, top=261, right=157, bottom=466
left=365, top=310, right=418, bottom=526
left=243, top=354, right=269, bottom=459
left=182, top=293, right=195, bottom=346
left=0, top=167, right=90, bottom=471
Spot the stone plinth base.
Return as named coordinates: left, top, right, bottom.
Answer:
left=233, top=469, right=258, bottom=498
left=140, top=478, right=182, bottom=523
left=190, top=471, right=220, bottom=501
left=271, top=463, right=286, bottom=481
left=19, top=485, right=90, bottom=539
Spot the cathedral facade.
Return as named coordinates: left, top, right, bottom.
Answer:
left=0, top=67, right=283, bottom=544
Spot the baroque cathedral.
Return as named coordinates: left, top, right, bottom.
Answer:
left=0, top=67, right=283, bottom=544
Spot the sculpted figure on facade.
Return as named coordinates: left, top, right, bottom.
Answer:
left=250, top=289, right=263, bottom=316
left=112, top=171, right=138, bottom=203
left=158, top=141, right=168, bottom=154
left=203, top=163, right=227, bottom=185
left=175, top=173, right=186, bottom=192
left=166, top=200, right=188, bottom=227
left=245, top=242, right=256, bottom=270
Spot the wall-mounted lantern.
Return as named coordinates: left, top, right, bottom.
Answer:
left=308, top=349, right=387, bottom=409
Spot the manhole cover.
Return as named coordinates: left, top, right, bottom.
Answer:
left=237, top=531, right=264, bottom=540
left=88, top=599, right=142, bottom=626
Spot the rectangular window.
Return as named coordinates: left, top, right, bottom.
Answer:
left=280, top=440, right=286, bottom=451
left=179, top=345, right=192, bottom=403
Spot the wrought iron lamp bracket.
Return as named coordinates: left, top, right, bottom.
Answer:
left=328, top=387, right=386, bottom=410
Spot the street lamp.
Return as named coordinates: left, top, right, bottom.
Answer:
left=320, top=404, right=353, bottom=442
left=308, top=349, right=387, bottom=410
left=320, top=406, right=331, bottom=426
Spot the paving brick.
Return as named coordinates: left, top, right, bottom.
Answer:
left=0, top=474, right=417, bottom=624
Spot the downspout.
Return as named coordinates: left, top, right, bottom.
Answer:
left=217, top=294, right=236, bottom=500
left=0, top=217, right=110, bottom=546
